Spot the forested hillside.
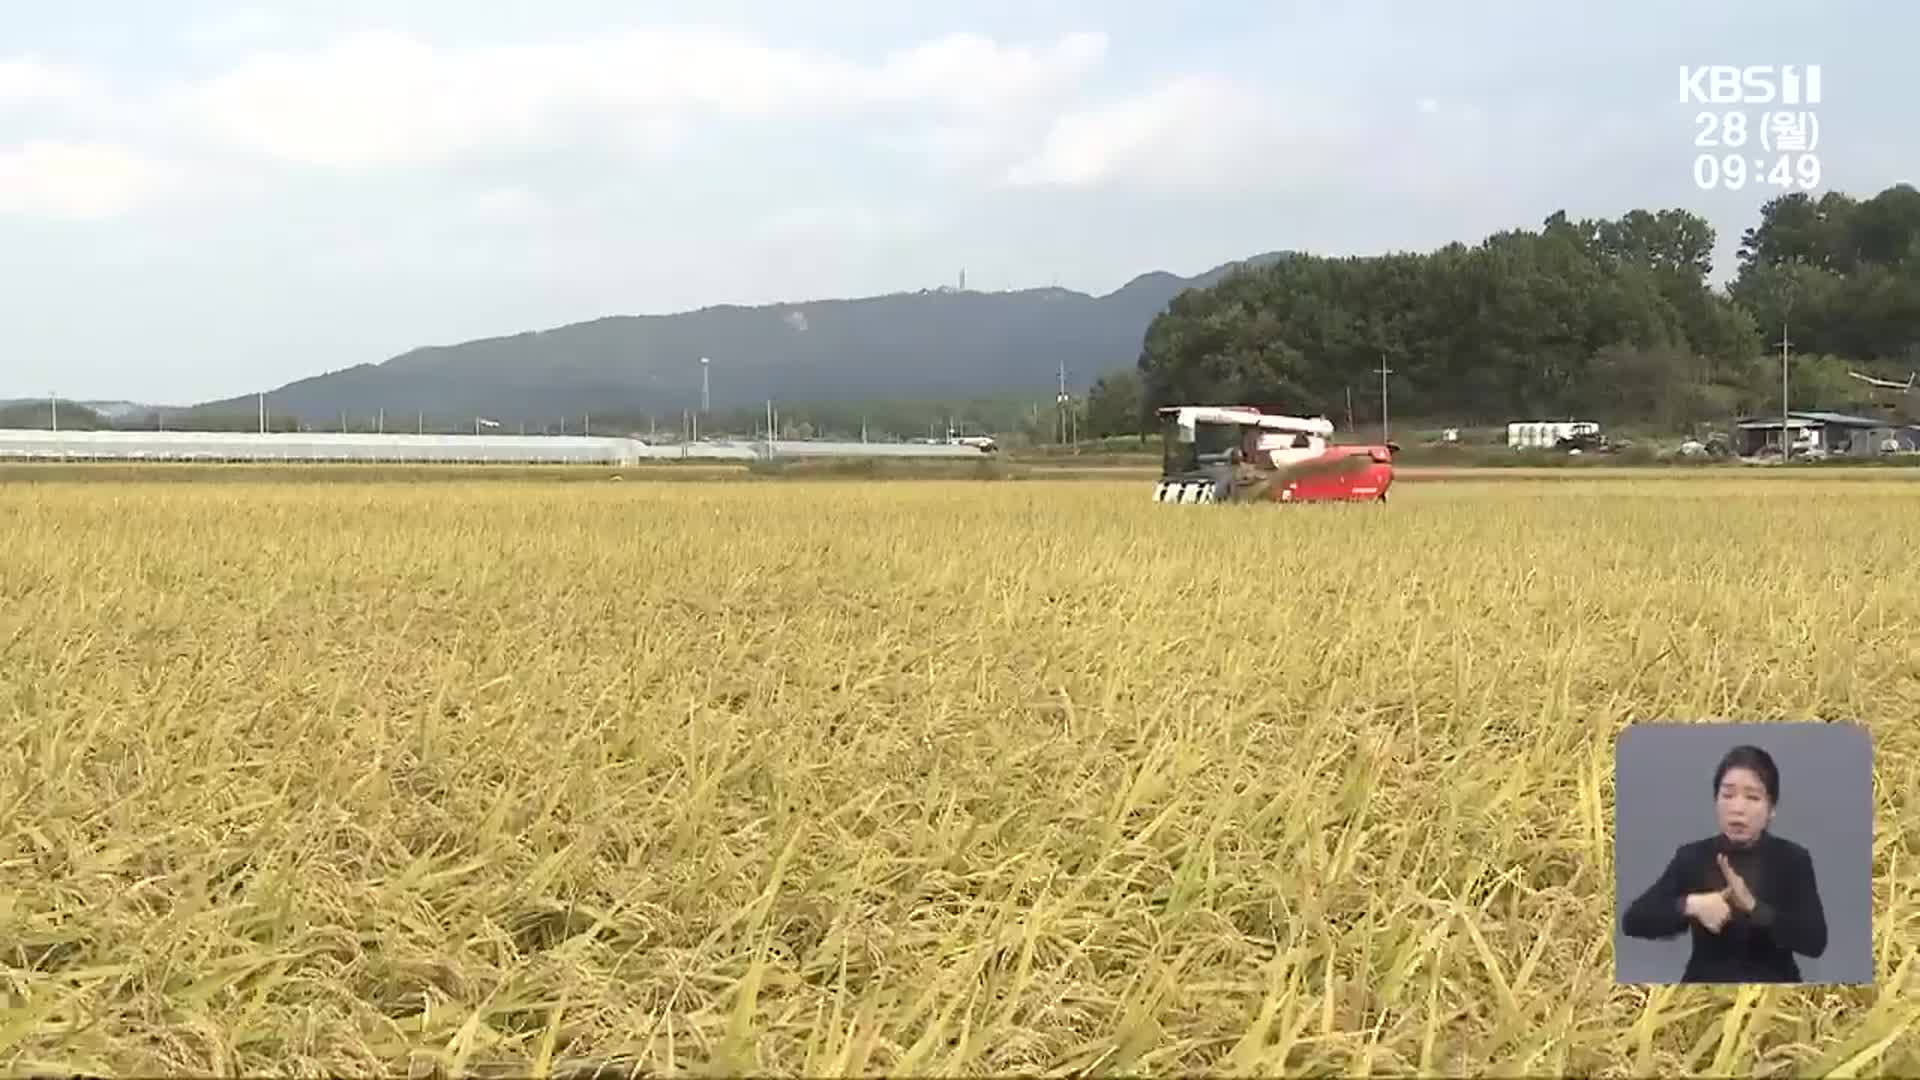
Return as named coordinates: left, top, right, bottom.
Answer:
left=1123, top=184, right=1920, bottom=434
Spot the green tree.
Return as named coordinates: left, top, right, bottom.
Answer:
left=0, top=401, right=106, bottom=430
left=1085, top=370, right=1145, bottom=438
left=1732, top=185, right=1920, bottom=366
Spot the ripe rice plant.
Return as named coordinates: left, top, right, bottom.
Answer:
left=2, top=474, right=1916, bottom=1077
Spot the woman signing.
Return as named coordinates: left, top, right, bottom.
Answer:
left=1621, top=744, right=1829, bottom=983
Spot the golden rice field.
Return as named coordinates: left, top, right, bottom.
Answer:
left=3, top=468, right=1918, bottom=1077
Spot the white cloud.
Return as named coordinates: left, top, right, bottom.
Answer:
left=872, top=31, right=1107, bottom=110
left=179, top=10, right=288, bottom=54
left=995, top=80, right=1544, bottom=200
left=187, top=28, right=1108, bottom=170
left=914, top=121, right=1021, bottom=169
left=460, top=186, right=547, bottom=221
left=1003, top=76, right=1349, bottom=195
left=0, top=57, right=103, bottom=109
left=0, top=26, right=1110, bottom=218
left=761, top=202, right=935, bottom=237
left=0, top=141, right=168, bottom=219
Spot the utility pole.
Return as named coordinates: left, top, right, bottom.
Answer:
left=258, top=393, right=266, bottom=434
left=766, top=399, right=775, bottom=457
left=1374, top=355, right=1394, bottom=442
left=377, top=408, right=384, bottom=434
left=1779, top=322, right=1793, bottom=463
left=1777, top=285, right=1797, bottom=463
left=50, top=394, right=57, bottom=433
left=1056, top=358, right=1070, bottom=446
left=700, top=357, right=710, bottom=412
left=1346, top=386, right=1355, bottom=432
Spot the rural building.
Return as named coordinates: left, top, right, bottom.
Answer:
left=1732, top=411, right=1919, bottom=458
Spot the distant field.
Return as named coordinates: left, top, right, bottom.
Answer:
left=3, top=476, right=1916, bottom=1076
left=10, top=458, right=1920, bottom=489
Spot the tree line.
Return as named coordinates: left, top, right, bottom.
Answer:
left=1096, top=183, right=1920, bottom=437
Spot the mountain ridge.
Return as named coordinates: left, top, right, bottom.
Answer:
left=191, top=252, right=1295, bottom=423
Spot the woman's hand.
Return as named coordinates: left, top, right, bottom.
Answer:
left=1718, top=854, right=1757, bottom=913
left=1685, top=891, right=1732, bottom=932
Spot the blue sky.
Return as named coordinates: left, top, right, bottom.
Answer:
left=1, top=1, right=1911, bottom=404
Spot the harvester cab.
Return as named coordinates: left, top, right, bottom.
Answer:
left=1155, top=407, right=1244, bottom=502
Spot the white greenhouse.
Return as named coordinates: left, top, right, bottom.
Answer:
left=1505, top=421, right=1600, bottom=450
left=0, top=429, right=996, bottom=464
left=766, top=440, right=987, bottom=458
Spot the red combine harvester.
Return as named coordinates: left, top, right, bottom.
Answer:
left=1154, top=405, right=1397, bottom=503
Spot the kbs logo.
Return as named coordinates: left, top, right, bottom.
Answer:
left=1678, top=65, right=1822, bottom=105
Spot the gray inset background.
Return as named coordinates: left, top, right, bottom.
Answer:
left=1614, top=722, right=1875, bottom=984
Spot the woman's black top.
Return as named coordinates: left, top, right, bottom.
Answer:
left=1621, top=831, right=1828, bottom=983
